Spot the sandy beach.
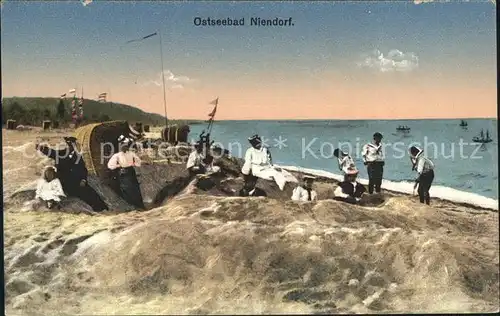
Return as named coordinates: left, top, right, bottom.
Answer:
left=2, top=128, right=499, bottom=315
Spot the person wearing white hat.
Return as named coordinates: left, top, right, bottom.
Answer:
left=107, top=135, right=145, bottom=209
left=333, top=168, right=366, bottom=204
left=291, top=175, right=318, bottom=202
left=186, top=141, right=220, bottom=176
left=35, top=166, right=66, bottom=209
left=241, top=134, right=297, bottom=191
left=334, top=148, right=358, bottom=178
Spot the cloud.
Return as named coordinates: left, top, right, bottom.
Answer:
left=142, top=70, right=193, bottom=89
left=357, top=49, right=419, bottom=73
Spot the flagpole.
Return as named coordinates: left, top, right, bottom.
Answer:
left=159, top=30, right=168, bottom=127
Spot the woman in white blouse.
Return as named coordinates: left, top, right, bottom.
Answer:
left=241, top=134, right=297, bottom=190
left=107, top=135, right=145, bottom=209
left=35, top=166, right=65, bottom=209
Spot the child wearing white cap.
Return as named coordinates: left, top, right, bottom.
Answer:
left=291, top=175, right=318, bottom=201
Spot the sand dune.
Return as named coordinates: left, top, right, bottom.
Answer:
left=3, top=129, right=499, bottom=314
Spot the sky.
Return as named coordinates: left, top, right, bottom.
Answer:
left=1, top=0, right=497, bottom=120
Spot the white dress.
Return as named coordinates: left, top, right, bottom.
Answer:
left=241, top=147, right=297, bottom=190
left=35, top=178, right=65, bottom=202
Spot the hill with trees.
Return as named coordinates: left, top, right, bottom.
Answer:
left=2, top=97, right=199, bottom=127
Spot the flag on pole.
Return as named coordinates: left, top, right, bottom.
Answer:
left=78, top=88, right=84, bottom=119
left=125, top=32, right=158, bottom=44
left=71, top=95, right=78, bottom=122
left=98, top=93, right=107, bottom=103
left=208, top=106, right=217, bottom=118
left=209, top=97, right=219, bottom=106
left=208, top=97, right=218, bottom=119
left=69, top=88, right=76, bottom=94
left=60, top=93, right=67, bottom=99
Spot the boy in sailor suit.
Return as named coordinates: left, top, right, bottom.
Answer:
left=291, top=175, right=318, bottom=202
left=409, top=146, right=435, bottom=205
left=362, top=132, right=385, bottom=194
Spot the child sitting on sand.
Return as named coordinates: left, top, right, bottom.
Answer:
left=291, top=175, right=318, bottom=202
left=333, top=168, right=366, bottom=204
left=239, top=174, right=267, bottom=197
left=35, top=166, right=66, bottom=209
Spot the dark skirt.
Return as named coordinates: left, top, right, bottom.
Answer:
left=118, top=167, right=145, bottom=209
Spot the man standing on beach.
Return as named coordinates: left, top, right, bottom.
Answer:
left=362, top=132, right=385, bottom=194
left=409, top=146, right=435, bottom=205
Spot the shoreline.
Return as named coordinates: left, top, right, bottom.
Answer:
left=278, top=164, right=499, bottom=211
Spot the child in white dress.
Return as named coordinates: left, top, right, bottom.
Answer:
left=35, top=166, right=65, bottom=209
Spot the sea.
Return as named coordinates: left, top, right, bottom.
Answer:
left=189, top=119, right=498, bottom=209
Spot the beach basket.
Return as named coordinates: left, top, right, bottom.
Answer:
left=74, top=120, right=133, bottom=178
left=161, top=124, right=191, bottom=144
left=43, top=120, right=51, bottom=130
left=7, top=120, right=16, bottom=130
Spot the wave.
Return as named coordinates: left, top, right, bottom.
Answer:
left=278, top=165, right=499, bottom=211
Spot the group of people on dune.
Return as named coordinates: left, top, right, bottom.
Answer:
left=187, top=132, right=435, bottom=205
left=32, top=130, right=435, bottom=212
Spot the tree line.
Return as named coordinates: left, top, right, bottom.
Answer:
left=2, top=100, right=112, bottom=127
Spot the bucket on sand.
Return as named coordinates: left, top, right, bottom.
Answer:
left=7, top=120, right=16, bottom=130
left=143, top=125, right=150, bottom=133
left=43, top=120, right=51, bottom=130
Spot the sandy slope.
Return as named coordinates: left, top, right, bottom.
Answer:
left=3, top=129, right=499, bottom=315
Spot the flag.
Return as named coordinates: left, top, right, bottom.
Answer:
left=98, top=93, right=107, bottom=103
left=208, top=105, right=217, bottom=118
left=71, top=95, right=78, bottom=121
left=60, top=93, right=66, bottom=99
left=69, top=88, right=76, bottom=94
left=125, top=32, right=158, bottom=44
left=78, top=88, right=84, bottom=118
left=208, top=97, right=218, bottom=119
left=209, top=97, right=219, bottom=106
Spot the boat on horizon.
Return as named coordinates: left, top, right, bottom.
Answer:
left=396, top=125, right=411, bottom=132
left=459, top=120, right=468, bottom=127
left=472, top=129, right=493, bottom=144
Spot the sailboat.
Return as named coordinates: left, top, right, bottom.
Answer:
left=459, top=120, right=468, bottom=127
left=472, top=129, right=493, bottom=143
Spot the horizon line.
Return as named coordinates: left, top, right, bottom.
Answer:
left=3, top=96, right=497, bottom=121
